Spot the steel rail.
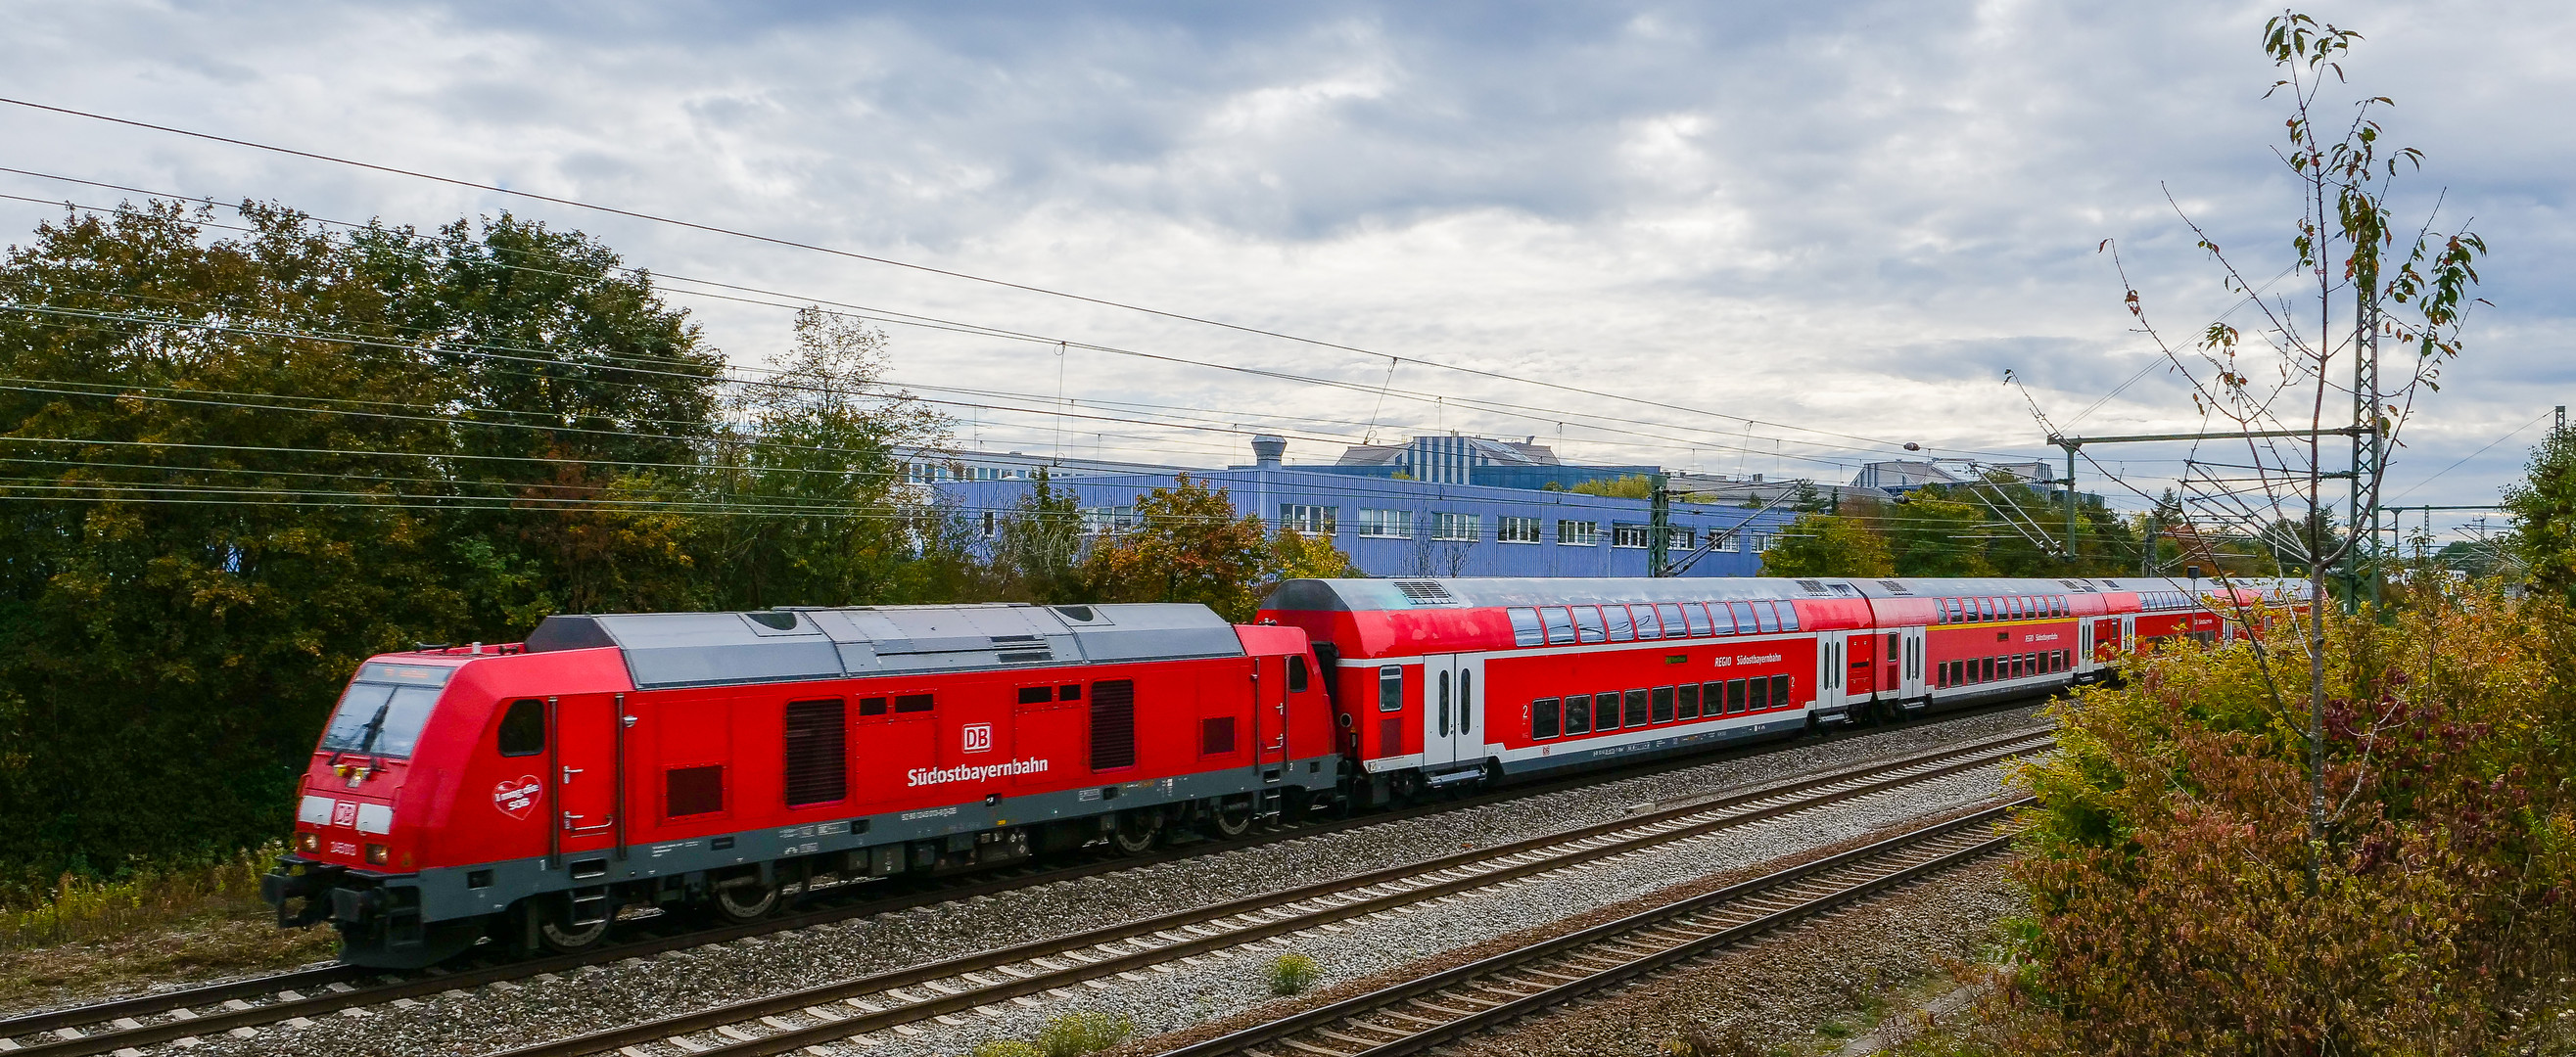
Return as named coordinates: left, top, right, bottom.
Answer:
left=0, top=712, right=1857, bottom=1051
left=495, top=731, right=2050, bottom=1057
left=1166, top=799, right=2031, bottom=1057
left=1, top=706, right=2043, bottom=1055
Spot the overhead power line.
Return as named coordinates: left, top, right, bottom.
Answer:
left=0, top=100, right=2034, bottom=465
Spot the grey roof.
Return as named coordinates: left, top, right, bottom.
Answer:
left=1262, top=577, right=1837, bottom=613
left=525, top=603, right=1243, bottom=690
left=1261, top=575, right=2316, bottom=614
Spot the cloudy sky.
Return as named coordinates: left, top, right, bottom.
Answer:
left=2, top=0, right=2565, bottom=542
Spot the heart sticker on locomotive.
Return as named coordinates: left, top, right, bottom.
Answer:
left=493, top=776, right=541, bottom=820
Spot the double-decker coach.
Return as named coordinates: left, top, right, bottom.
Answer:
left=1260, top=575, right=2313, bottom=806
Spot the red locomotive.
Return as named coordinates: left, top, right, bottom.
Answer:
left=263, top=576, right=2302, bottom=967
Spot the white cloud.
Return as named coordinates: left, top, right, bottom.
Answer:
left=0, top=0, right=2565, bottom=540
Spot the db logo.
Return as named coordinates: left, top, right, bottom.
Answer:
left=330, top=801, right=358, bottom=827
left=961, top=723, right=994, bottom=754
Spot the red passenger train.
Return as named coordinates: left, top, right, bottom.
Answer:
left=264, top=575, right=2303, bottom=967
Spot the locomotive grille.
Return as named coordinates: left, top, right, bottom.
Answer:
left=1089, top=680, right=1137, bottom=770
left=1199, top=716, right=1236, bottom=756
left=1379, top=717, right=1402, bottom=758
left=782, top=699, right=847, bottom=806
left=1392, top=579, right=1460, bottom=607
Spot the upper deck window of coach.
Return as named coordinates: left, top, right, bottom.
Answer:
left=1541, top=606, right=1576, bottom=645
left=1604, top=606, right=1635, bottom=642
left=1509, top=608, right=1545, bottom=647
left=1631, top=605, right=1663, bottom=640
left=316, top=663, right=454, bottom=759
left=1979, top=598, right=1996, bottom=620
left=1681, top=603, right=1712, bottom=636
left=1572, top=606, right=1607, bottom=644
left=1752, top=602, right=1781, bottom=634
left=1728, top=601, right=1757, bottom=632
left=1657, top=603, right=1686, bottom=638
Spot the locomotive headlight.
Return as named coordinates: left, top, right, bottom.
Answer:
left=364, top=843, right=389, bottom=865
left=296, top=831, right=320, bottom=853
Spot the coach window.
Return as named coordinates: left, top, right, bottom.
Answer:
left=1748, top=676, right=1770, bottom=712
left=1754, top=602, right=1782, bottom=634
left=1436, top=670, right=1452, bottom=736
left=496, top=699, right=544, bottom=757
left=1532, top=698, right=1562, bottom=740
left=1541, top=607, right=1577, bottom=645
left=1618, top=689, right=1646, bottom=727
left=1573, top=606, right=1608, bottom=644
left=1657, top=604, right=1688, bottom=639
left=1288, top=656, right=1310, bottom=692
left=1724, top=678, right=1748, bottom=714
left=1631, top=605, right=1663, bottom=640
left=1458, top=672, right=1473, bottom=733
left=1778, top=604, right=1801, bottom=631
left=1379, top=666, right=1404, bottom=712
left=1604, top=605, right=1636, bottom=642
left=1563, top=694, right=1592, bottom=735
left=1682, top=603, right=1713, bottom=636
left=1596, top=691, right=1621, bottom=731
left=1509, top=608, right=1545, bottom=647
left=1771, top=674, right=1792, bottom=709
left=1650, top=686, right=1675, bottom=723
left=1678, top=682, right=1700, bottom=719
left=1728, top=602, right=1757, bottom=633
left=1982, top=657, right=1996, bottom=682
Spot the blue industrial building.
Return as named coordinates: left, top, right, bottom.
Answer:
left=928, top=436, right=1802, bottom=580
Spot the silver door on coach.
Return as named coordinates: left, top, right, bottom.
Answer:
left=1421, top=654, right=1483, bottom=769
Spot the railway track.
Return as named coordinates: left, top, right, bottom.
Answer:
left=484, top=727, right=2048, bottom=1057
left=0, top=710, right=2044, bottom=1057
left=1166, top=799, right=2030, bottom=1057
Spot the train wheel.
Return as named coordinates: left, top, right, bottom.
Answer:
left=531, top=896, right=609, bottom=954
left=713, top=879, right=779, bottom=923
left=1207, top=797, right=1254, bottom=839
left=1109, top=810, right=1161, bottom=854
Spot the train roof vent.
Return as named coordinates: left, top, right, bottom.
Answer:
left=1795, top=579, right=1827, bottom=594
left=1393, top=579, right=1461, bottom=607
left=2058, top=579, right=2098, bottom=592
left=1826, top=582, right=1860, bottom=597
left=1876, top=580, right=1911, bottom=594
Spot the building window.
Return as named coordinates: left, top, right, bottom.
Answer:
left=1278, top=503, right=1337, bottom=534
left=1080, top=505, right=1137, bottom=533
left=1497, top=516, right=1542, bottom=543
left=1557, top=520, right=1599, bottom=546
left=1430, top=512, right=1481, bottom=540
left=1709, top=532, right=1740, bottom=553
left=1612, top=523, right=1651, bottom=549
left=1355, top=508, right=1414, bottom=537
left=980, top=511, right=997, bottom=537
left=1667, top=528, right=1694, bottom=550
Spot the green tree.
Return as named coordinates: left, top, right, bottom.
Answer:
left=691, top=308, right=948, bottom=610
left=1569, top=473, right=1656, bottom=499
left=1269, top=528, right=1359, bottom=583
left=1759, top=513, right=1894, bottom=577
left=1080, top=475, right=1270, bottom=621
left=2505, top=426, right=2576, bottom=601
left=992, top=468, right=1087, bottom=603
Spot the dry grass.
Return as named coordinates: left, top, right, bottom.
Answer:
left=0, top=844, right=340, bottom=1013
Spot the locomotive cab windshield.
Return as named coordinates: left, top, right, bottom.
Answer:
left=315, top=662, right=455, bottom=759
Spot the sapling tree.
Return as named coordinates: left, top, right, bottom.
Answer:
left=2101, top=11, right=2485, bottom=889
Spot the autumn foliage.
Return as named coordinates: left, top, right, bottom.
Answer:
left=1982, top=589, right=2576, bottom=1054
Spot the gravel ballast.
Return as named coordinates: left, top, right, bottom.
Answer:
left=155, top=705, right=2044, bottom=1057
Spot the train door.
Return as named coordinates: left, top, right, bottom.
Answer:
left=1252, top=656, right=1288, bottom=779
left=1421, top=654, right=1482, bottom=770
left=1899, top=626, right=1927, bottom=700
left=1813, top=631, right=1844, bottom=716
left=1846, top=634, right=1878, bottom=698
left=2078, top=621, right=2094, bottom=676
left=549, top=692, right=622, bottom=864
